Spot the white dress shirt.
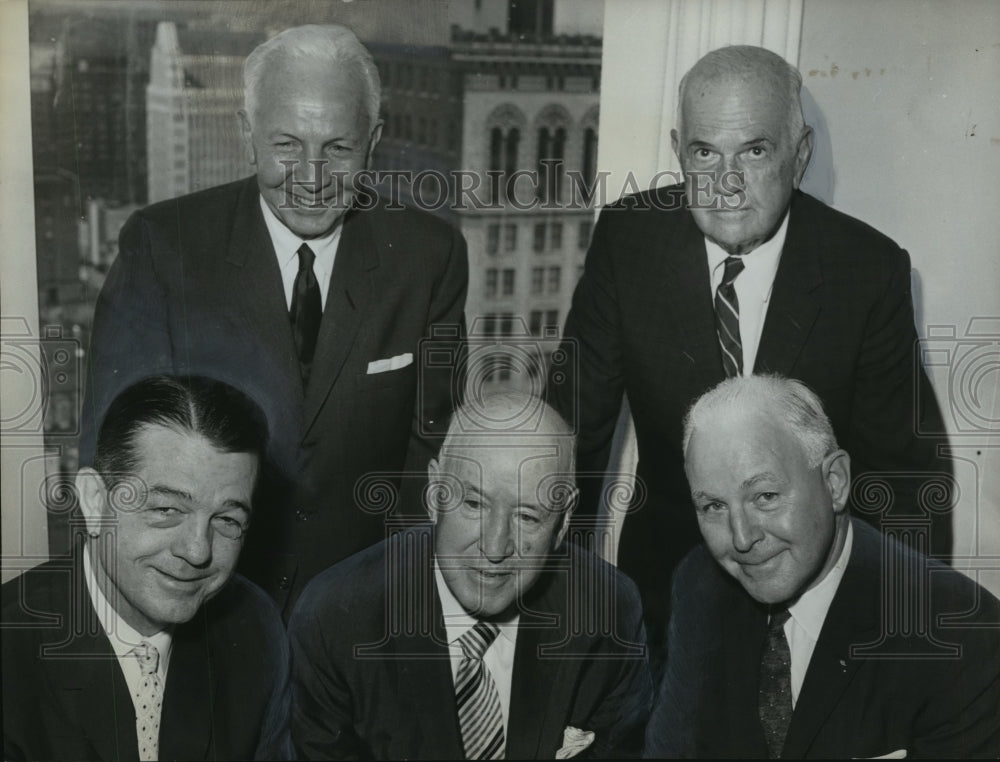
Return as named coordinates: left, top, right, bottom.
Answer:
left=706, top=212, right=789, bottom=375
left=259, top=197, right=342, bottom=310
left=83, top=545, right=173, bottom=715
left=434, top=562, right=519, bottom=735
left=785, top=521, right=854, bottom=707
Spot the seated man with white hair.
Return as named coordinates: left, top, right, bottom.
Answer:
left=645, top=375, right=1000, bottom=759
left=290, top=392, right=652, bottom=760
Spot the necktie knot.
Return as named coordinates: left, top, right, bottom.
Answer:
left=768, top=607, right=791, bottom=631
left=458, top=621, right=500, bottom=661
left=297, top=243, right=316, bottom=272
left=133, top=641, right=160, bottom=676
left=722, top=254, right=745, bottom=286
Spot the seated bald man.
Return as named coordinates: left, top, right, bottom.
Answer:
left=2, top=375, right=292, bottom=761
left=645, top=375, right=1000, bottom=759
left=290, top=392, right=652, bottom=760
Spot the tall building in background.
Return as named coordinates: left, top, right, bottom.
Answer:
left=146, top=22, right=262, bottom=202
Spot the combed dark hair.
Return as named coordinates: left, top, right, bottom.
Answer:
left=93, top=375, right=269, bottom=487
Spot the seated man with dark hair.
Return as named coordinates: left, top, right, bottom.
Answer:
left=290, top=392, right=652, bottom=760
left=2, top=375, right=292, bottom=761
left=646, top=375, right=1000, bottom=759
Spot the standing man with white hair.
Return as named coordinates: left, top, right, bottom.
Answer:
left=81, top=25, right=469, bottom=615
left=550, top=45, right=949, bottom=671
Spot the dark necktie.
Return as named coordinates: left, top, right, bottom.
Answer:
left=715, top=255, right=746, bottom=377
left=290, top=243, right=321, bottom=384
left=759, top=607, right=793, bottom=758
left=456, top=621, right=505, bottom=760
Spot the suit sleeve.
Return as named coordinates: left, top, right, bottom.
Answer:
left=80, top=212, right=174, bottom=464
left=549, top=206, right=626, bottom=517
left=254, top=615, right=295, bottom=760
left=288, top=601, right=370, bottom=760
left=847, top=249, right=953, bottom=549
left=584, top=576, right=654, bottom=758
left=404, top=223, right=469, bottom=477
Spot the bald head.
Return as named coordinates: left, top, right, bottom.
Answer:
left=677, top=45, right=805, bottom=144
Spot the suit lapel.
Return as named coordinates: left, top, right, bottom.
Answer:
left=659, top=207, right=725, bottom=387
left=755, top=193, right=824, bottom=375
left=302, top=205, right=379, bottom=435
left=159, top=612, right=215, bottom=761
left=47, top=550, right=138, bottom=762
left=782, top=521, right=880, bottom=758
left=225, top=179, right=304, bottom=410
left=716, top=587, right=770, bottom=757
left=389, top=531, right=464, bottom=759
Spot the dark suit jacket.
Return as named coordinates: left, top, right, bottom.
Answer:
left=80, top=177, right=468, bottom=612
left=646, top=519, right=1000, bottom=758
left=288, top=524, right=653, bottom=759
left=550, top=186, right=950, bottom=649
left=1, top=546, right=292, bottom=761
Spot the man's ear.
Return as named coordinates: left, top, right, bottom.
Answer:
left=237, top=109, right=257, bottom=166
left=425, top=457, right=441, bottom=524
left=792, top=125, right=814, bottom=188
left=365, top=119, right=384, bottom=170
left=553, top=485, right=579, bottom=548
left=822, top=449, right=851, bottom=514
left=76, top=468, right=108, bottom=537
left=670, top=128, right=680, bottom=161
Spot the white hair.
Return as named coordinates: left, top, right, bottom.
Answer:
left=676, top=45, right=806, bottom=144
left=683, top=375, right=838, bottom=468
left=243, top=24, right=381, bottom=129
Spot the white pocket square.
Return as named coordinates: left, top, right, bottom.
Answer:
left=366, top=352, right=413, bottom=374
left=555, top=726, right=595, bottom=759
left=859, top=750, right=907, bottom=759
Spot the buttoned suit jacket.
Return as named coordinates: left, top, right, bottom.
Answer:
left=550, top=186, right=949, bottom=648
left=1, top=545, right=292, bottom=761
left=646, top=519, right=1000, bottom=758
left=288, top=524, right=653, bottom=759
left=80, top=177, right=468, bottom=613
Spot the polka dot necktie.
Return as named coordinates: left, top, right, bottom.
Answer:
left=758, top=608, right=792, bottom=758
left=455, top=621, right=505, bottom=760
left=132, top=641, right=163, bottom=761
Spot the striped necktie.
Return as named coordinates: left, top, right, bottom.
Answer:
left=759, top=608, right=793, bottom=758
left=456, top=621, right=505, bottom=760
left=132, top=641, right=164, bottom=761
left=715, top=254, right=746, bottom=377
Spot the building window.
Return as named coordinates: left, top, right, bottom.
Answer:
left=533, top=222, right=546, bottom=252
left=485, top=268, right=499, bottom=298
left=582, top=127, right=598, bottom=200
left=548, top=266, right=561, bottom=293
left=487, top=224, right=500, bottom=255
left=489, top=126, right=521, bottom=203
left=504, top=224, right=517, bottom=251
left=578, top=220, right=592, bottom=249
left=550, top=222, right=563, bottom=250
left=529, top=309, right=543, bottom=336
left=546, top=309, right=559, bottom=329
left=502, top=268, right=515, bottom=296
left=537, top=126, right=566, bottom=202
left=531, top=267, right=545, bottom=294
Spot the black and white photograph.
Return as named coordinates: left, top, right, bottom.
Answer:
left=2, top=0, right=998, bottom=758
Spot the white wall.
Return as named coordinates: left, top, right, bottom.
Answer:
left=800, top=0, right=1000, bottom=593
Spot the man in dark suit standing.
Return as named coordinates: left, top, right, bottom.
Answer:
left=3, top=375, right=291, bottom=761
left=646, top=376, right=999, bottom=759
left=550, top=44, right=948, bottom=665
left=81, top=24, right=468, bottom=614
left=289, top=393, right=652, bottom=759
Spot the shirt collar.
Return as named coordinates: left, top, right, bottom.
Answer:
left=83, top=543, right=173, bottom=669
left=433, top=560, right=519, bottom=647
left=705, top=209, right=789, bottom=288
left=788, top=521, right=854, bottom=642
left=259, top=195, right=343, bottom=270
